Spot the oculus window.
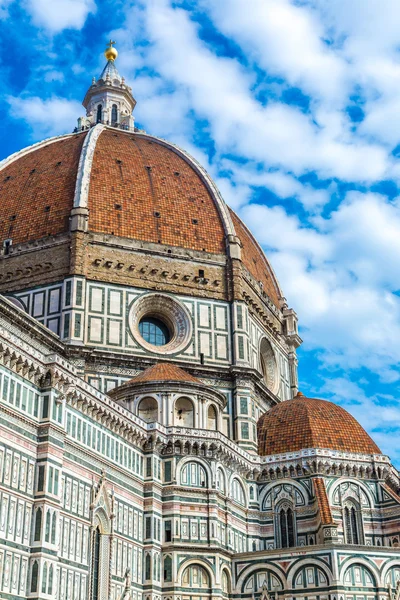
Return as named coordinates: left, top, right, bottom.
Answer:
left=139, top=316, right=171, bottom=346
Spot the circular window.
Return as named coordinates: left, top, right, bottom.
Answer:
left=129, top=293, right=192, bottom=355
left=139, top=316, right=171, bottom=346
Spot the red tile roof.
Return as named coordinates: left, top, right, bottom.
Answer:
left=257, top=394, right=381, bottom=456
left=0, top=133, right=87, bottom=244
left=229, top=208, right=281, bottom=308
left=128, top=362, right=201, bottom=385
left=88, top=131, right=226, bottom=253
left=314, top=477, right=334, bottom=525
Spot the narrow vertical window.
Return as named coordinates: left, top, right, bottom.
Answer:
left=31, top=561, right=38, bottom=592
left=92, top=527, right=101, bottom=600
left=145, top=554, right=151, bottom=580
left=48, top=564, right=53, bottom=595
left=278, top=506, right=295, bottom=548
left=96, top=105, right=102, bottom=123
left=111, top=104, right=118, bottom=124
left=42, top=562, right=48, bottom=594
left=287, top=508, right=295, bottom=547
left=45, top=510, right=51, bottom=542
left=34, top=508, right=42, bottom=542
left=280, top=508, right=288, bottom=548
left=51, top=512, right=57, bottom=544
left=164, top=555, right=172, bottom=581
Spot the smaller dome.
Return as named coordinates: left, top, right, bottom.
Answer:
left=126, top=362, right=201, bottom=385
left=257, top=394, right=381, bottom=456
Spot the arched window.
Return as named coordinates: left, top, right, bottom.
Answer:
left=277, top=504, right=295, bottom=548
left=181, top=462, right=207, bottom=488
left=111, top=104, right=118, bottom=124
left=51, top=511, right=57, bottom=544
left=42, top=562, right=48, bottom=594
left=45, top=510, right=51, bottom=542
left=216, top=468, right=226, bottom=495
left=34, top=508, right=42, bottom=542
left=164, top=555, right=172, bottom=581
left=221, top=570, right=231, bottom=596
left=48, top=564, right=53, bottom=595
left=174, top=397, right=194, bottom=427
left=231, top=478, right=246, bottom=506
left=31, top=561, right=39, bottom=593
left=96, top=105, right=102, bottom=123
left=207, top=405, right=217, bottom=430
left=145, top=554, right=151, bottom=580
left=182, top=565, right=210, bottom=590
left=138, top=397, right=158, bottom=423
left=92, top=527, right=101, bottom=600
left=344, top=503, right=361, bottom=544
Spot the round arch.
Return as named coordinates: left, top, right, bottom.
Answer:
left=328, top=478, right=375, bottom=508
left=259, top=479, right=309, bottom=510
left=339, top=558, right=379, bottom=586
left=174, top=396, right=196, bottom=427
left=177, top=558, right=216, bottom=589
left=287, top=558, right=333, bottom=588
left=221, top=566, right=232, bottom=594
left=381, top=561, right=400, bottom=587
left=236, top=563, right=286, bottom=594
left=229, top=475, right=247, bottom=507
left=175, top=457, right=212, bottom=488
left=216, top=465, right=227, bottom=495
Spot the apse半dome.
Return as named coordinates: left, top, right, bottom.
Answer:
left=257, top=393, right=381, bottom=456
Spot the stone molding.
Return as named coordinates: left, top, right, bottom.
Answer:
left=73, top=123, right=106, bottom=209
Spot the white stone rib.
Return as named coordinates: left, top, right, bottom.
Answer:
left=73, top=124, right=106, bottom=208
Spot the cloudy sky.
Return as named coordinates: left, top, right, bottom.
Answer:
left=1, top=0, right=400, bottom=463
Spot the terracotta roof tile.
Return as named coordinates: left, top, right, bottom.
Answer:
left=88, top=131, right=226, bottom=253
left=257, top=395, right=381, bottom=456
left=229, top=208, right=281, bottom=308
left=128, top=362, right=201, bottom=385
left=0, top=133, right=87, bottom=244
left=314, top=477, right=334, bottom=525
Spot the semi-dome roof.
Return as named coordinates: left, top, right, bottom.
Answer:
left=257, top=393, right=381, bottom=456
left=0, top=126, right=282, bottom=308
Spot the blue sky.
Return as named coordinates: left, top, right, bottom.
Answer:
left=1, top=0, right=400, bottom=464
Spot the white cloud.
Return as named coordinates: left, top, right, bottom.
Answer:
left=132, top=0, right=391, bottom=183
left=7, top=96, right=82, bottom=137
left=24, top=0, right=96, bottom=32
left=239, top=193, right=400, bottom=376
left=204, top=0, right=348, bottom=106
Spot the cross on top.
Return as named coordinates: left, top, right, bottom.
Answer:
left=108, top=39, right=116, bottom=48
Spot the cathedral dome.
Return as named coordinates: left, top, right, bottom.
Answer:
left=257, top=393, right=381, bottom=456
left=0, top=126, right=282, bottom=307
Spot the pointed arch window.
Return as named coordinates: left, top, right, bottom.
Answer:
left=92, top=527, right=101, bottom=600
left=344, top=503, right=361, bottom=544
left=34, top=507, right=42, bottom=542
left=51, top=512, right=57, bottom=544
left=277, top=504, right=295, bottom=548
left=111, top=104, right=118, bottom=124
left=31, top=561, right=39, bottom=593
left=96, top=105, right=102, bottom=124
